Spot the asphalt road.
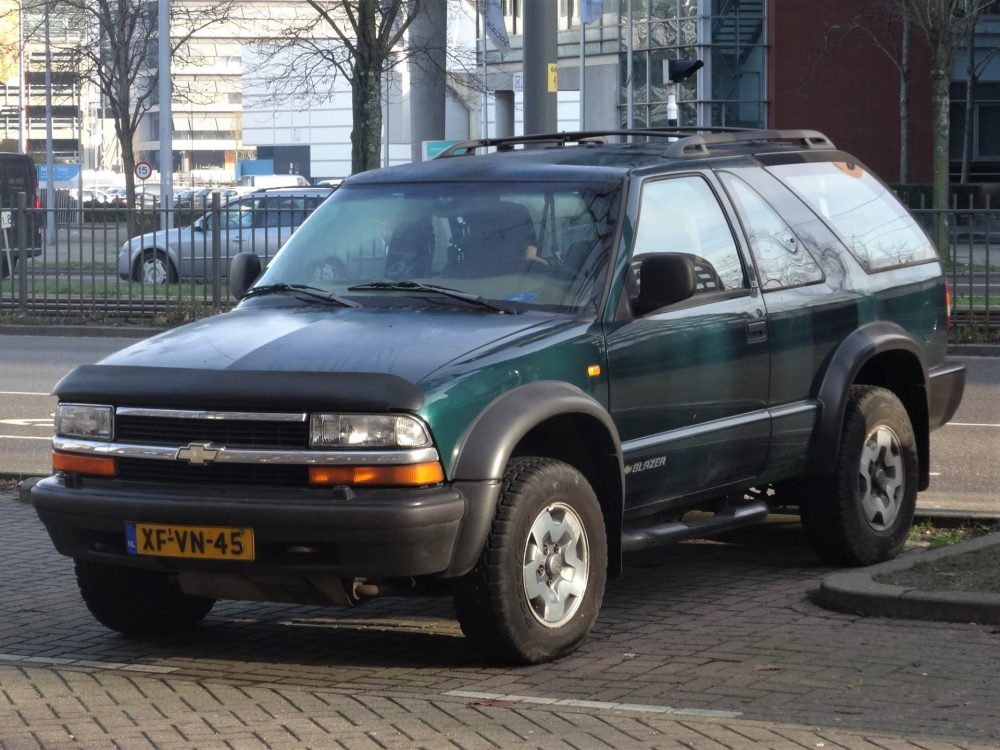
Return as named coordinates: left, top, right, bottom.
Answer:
left=0, top=334, right=997, bottom=514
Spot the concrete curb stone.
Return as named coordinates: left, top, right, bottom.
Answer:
left=817, top=531, right=1000, bottom=625
left=0, top=323, right=164, bottom=338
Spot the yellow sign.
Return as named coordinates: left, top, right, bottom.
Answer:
left=548, top=63, right=558, bottom=93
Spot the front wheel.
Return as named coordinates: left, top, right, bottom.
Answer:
left=453, top=457, right=607, bottom=664
left=132, top=249, right=176, bottom=284
left=800, top=385, right=918, bottom=566
left=75, top=560, right=215, bottom=635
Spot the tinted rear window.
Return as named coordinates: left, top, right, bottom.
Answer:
left=766, top=160, right=938, bottom=272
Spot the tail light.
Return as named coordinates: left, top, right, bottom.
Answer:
left=944, top=279, right=952, bottom=331
left=34, top=195, right=41, bottom=209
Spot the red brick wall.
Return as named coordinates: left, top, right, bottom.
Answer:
left=768, top=0, right=933, bottom=184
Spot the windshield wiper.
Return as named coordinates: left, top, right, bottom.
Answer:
left=347, top=281, right=516, bottom=314
left=242, top=283, right=361, bottom=308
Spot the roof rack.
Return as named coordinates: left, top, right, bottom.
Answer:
left=434, top=128, right=836, bottom=159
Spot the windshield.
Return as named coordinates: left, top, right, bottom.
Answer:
left=254, top=180, right=621, bottom=314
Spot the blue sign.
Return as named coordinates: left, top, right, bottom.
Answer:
left=422, top=140, right=460, bottom=160
left=37, top=163, right=81, bottom=183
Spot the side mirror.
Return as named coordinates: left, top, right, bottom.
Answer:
left=229, top=252, right=262, bottom=300
left=633, top=253, right=697, bottom=315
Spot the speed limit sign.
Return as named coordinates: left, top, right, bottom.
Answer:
left=134, top=161, right=152, bottom=181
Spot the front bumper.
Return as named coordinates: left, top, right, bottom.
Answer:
left=32, top=475, right=478, bottom=579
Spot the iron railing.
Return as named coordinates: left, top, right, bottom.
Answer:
left=1, top=195, right=997, bottom=330
left=0, top=191, right=309, bottom=322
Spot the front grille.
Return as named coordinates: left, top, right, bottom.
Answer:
left=116, top=415, right=309, bottom=449
left=117, top=458, right=309, bottom=486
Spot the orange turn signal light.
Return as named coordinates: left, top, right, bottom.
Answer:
left=53, top=451, right=116, bottom=477
left=309, top=462, right=444, bottom=487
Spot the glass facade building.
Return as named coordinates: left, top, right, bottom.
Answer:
left=617, top=0, right=766, bottom=129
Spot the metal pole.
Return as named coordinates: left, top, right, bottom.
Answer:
left=579, top=20, right=585, bottom=129
left=523, top=0, right=557, bottom=135
left=44, top=11, right=54, bottom=245
left=626, top=0, right=633, bottom=131
left=384, top=60, right=390, bottom=167
left=158, top=0, right=173, bottom=230
left=18, top=6, right=25, bottom=155
left=77, top=80, right=83, bottom=213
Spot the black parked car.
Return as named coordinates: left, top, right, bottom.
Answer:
left=0, top=151, right=42, bottom=278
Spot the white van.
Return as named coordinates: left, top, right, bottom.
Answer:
left=238, top=174, right=310, bottom=189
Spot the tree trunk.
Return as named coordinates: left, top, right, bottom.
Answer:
left=350, top=1, right=384, bottom=174
left=351, top=66, right=384, bottom=174
left=119, top=121, right=138, bottom=238
left=960, top=21, right=976, bottom=184
left=899, top=12, right=911, bottom=184
left=930, top=45, right=951, bottom=260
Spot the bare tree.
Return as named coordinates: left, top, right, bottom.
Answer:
left=249, top=0, right=422, bottom=175
left=32, top=0, right=233, bottom=232
left=835, top=2, right=914, bottom=183
left=899, top=0, right=994, bottom=254
left=959, top=21, right=1000, bottom=183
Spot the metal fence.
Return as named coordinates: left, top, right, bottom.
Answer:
left=1, top=199, right=998, bottom=330
left=0, top=194, right=305, bottom=323
left=911, top=206, right=998, bottom=331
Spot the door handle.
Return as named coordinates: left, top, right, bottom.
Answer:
left=746, top=319, right=768, bottom=344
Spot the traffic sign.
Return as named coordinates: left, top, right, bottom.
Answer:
left=134, top=161, right=152, bottom=181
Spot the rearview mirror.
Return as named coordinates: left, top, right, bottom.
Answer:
left=229, top=252, right=262, bottom=299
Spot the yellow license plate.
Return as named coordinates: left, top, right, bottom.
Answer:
left=125, top=522, right=254, bottom=561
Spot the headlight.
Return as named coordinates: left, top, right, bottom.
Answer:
left=55, top=404, right=113, bottom=440
left=309, top=414, right=432, bottom=449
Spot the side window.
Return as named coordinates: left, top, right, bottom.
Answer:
left=719, top=172, right=823, bottom=290
left=767, top=160, right=938, bottom=271
left=223, top=199, right=255, bottom=229
left=256, top=197, right=296, bottom=228
left=632, top=175, right=746, bottom=294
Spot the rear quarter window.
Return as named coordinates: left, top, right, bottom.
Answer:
left=766, top=160, right=938, bottom=272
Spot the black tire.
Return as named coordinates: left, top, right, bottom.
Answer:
left=75, top=560, right=215, bottom=635
left=453, top=457, right=607, bottom=664
left=132, top=249, right=177, bottom=284
left=800, top=385, right=918, bottom=566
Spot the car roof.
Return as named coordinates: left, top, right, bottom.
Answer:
left=246, top=186, right=334, bottom=196
left=347, top=129, right=839, bottom=186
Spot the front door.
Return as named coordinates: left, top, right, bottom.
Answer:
left=605, top=173, right=770, bottom=514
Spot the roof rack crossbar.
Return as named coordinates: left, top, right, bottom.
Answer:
left=662, top=129, right=835, bottom=157
left=434, top=128, right=836, bottom=160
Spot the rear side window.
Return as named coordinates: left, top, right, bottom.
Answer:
left=767, top=160, right=937, bottom=271
left=719, top=172, right=823, bottom=290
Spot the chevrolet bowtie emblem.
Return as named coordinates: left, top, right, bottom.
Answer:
left=176, top=442, right=220, bottom=465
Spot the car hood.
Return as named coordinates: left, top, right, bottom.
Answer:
left=125, top=226, right=202, bottom=247
left=99, top=304, right=574, bottom=384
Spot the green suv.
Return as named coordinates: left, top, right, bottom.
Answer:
left=33, top=129, right=965, bottom=664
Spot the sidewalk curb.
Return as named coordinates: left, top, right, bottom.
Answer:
left=0, top=324, right=164, bottom=338
left=817, top=531, right=1000, bottom=626
left=949, top=343, right=1000, bottom=357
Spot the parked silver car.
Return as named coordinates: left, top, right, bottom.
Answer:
left=117, top=187, right=334, bottom=283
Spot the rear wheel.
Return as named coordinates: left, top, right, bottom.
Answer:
left=800, top=385, right=918, bottom=566
left=75, top=560, right=214, bottom=635
left=453, top=457, right=607, bottom=664
left=132, top=249, right=176, bottom=284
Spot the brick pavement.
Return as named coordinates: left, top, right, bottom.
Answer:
left=3, top=495, right=1000, bottom=749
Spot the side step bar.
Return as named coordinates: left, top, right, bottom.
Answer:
left=621, top=501, right=770, bottom=554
